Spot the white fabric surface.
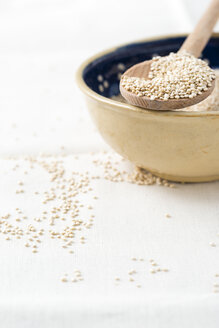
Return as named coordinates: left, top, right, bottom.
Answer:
left=0, top=0, right=219, bottom=327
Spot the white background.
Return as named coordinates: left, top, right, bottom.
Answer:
left=0, top=1, right=219, bottom=327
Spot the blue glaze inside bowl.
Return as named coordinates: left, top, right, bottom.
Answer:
left=83, top=36, right=219, bottom=99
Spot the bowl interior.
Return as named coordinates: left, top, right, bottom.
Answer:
left=83, top=36, right=219, bottom=99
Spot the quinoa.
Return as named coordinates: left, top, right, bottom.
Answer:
left=121, top=51, right=216, bottom=101
left=115, top=69, right=219, bottom=112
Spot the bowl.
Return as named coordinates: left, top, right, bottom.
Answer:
left=76, top=34, right=219, bottom=182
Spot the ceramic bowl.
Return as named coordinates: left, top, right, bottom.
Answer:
left=76, top=34, right=219, bottom=182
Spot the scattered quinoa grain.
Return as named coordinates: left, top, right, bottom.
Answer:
left=61, top=277, right=68, bottom=283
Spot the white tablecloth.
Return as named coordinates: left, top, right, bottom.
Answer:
left=0, top=0, right=219, bottom=327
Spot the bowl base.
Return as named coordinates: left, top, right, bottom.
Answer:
left=138, top=166, right=219, bottom=183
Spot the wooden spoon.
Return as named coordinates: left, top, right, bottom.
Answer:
left=120, top=0, right=219, bottom=110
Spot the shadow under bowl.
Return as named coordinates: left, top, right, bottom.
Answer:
left=76, top=33, right=219, bottom=182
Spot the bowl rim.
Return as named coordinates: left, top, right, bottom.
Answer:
left=76, top=32, right=219, bottom=118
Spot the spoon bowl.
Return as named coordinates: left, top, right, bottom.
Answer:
left=120, top=59, right=216, bottom=110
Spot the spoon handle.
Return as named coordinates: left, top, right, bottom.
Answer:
left=180, top=0, right=219, bottom=57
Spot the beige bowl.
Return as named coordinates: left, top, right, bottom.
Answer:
left=76, top=34, right=219, bottom=182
